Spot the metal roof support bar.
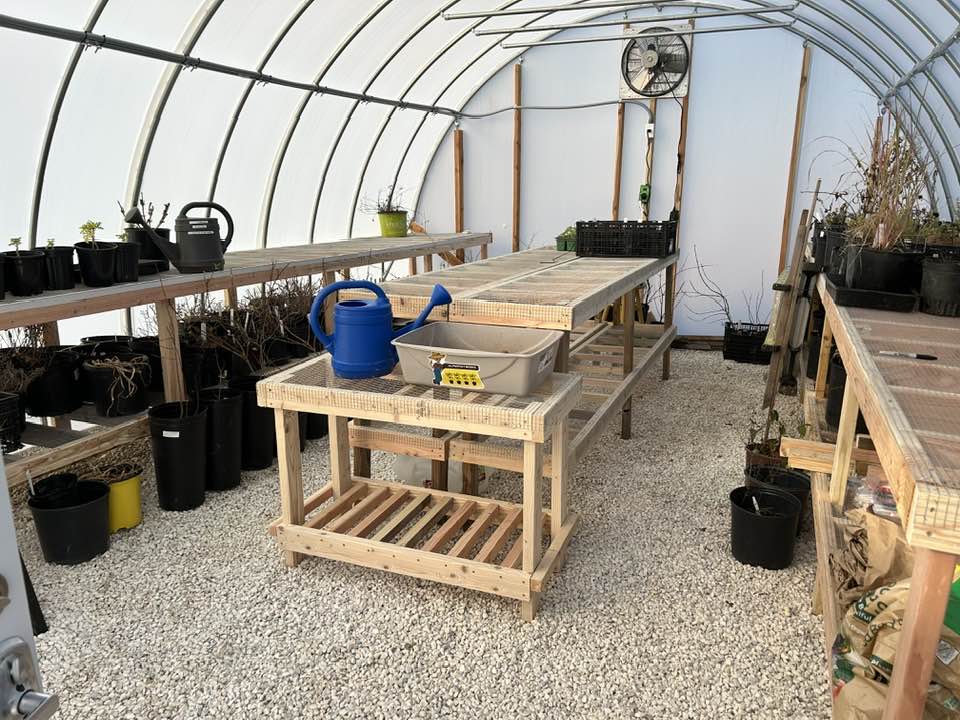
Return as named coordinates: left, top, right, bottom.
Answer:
left=0, top=13, right=461, bottom=118
left=475, top=3, right=797, bottom=35
left=501, top=19, right=794, bottom=47
left=881, top=24, right=960, bottom=104
left=446, top=0, right=668, bottom=19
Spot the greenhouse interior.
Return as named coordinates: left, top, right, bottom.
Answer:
left=1, top=1, right=960, bottom=718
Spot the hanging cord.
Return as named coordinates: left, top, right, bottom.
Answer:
left=458, top=98, right=653, bottom=119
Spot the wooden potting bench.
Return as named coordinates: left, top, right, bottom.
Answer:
left=782, top=273, right=960, bottom=720
left=339, top=246, right=679, bottom=488
left=257, top=354, right=582, bottom=620
left=0, top=232, right=490, bottom=489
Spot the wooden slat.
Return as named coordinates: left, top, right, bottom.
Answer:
left=448, top=505, right=499, bottom=558
left=326, top=487, right=391, bottom=534
left=304, top=483, right=366, bottom=530
left=502, top=536, right=523, bottom=569
left=269, top=483, right=333, bottom=536
left=475, top=508, right=522, bottom=564
left=421, top=500, right=476, bottom=553
left=348, top=490, right=409, bottom=538
left=531, top=513, right=580, bottom=592
left=397, top=496, right=454, bottom=548
left=370, top=493, right=431, bottom=543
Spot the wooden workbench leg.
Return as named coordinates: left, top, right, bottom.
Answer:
left=480, top=243, right=488, bottom=260
left=353, top=419, right=371, bottom=478
left=554, top=332, right=570, bottom=373
left=275, top=409, right=304, bottom=568
left=521, top=440, right=543, bottom=621
left=155, top=299, right=186, bottom=402
left=431, top=428, right=448, bottom=491
left=322, top=271, right=337, bottom=339
left=883, top=549, right=957, bottom=720
left=223, top=288, right=238, bottom=308
left=551, top=418, right=569, bottom=541
left=829, top=379, right=859, bottom=510
left=423, top=255, right=433, bottom=272
left=408, top=257, right=417, bottom=276
left=461, top=433, right=480, bottom=495
left=815, top=314, right=833, bottom=400
left=329, top=414, right=352, bottom=497
left=662, top=264, right=677, bottom=380
left=621, top=289, right=635, bottom=439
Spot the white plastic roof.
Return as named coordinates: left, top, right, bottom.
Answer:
left=2, top=0, right=959, bottom=252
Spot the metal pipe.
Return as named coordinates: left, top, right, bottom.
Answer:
left=0, top=13, right=462, bottom=118
left=501, top=19, right=794, bottom=47
left=881, top=24, right=960, bottom=103
left=445, top=0, right=670, bottom=19
left=475, top=3, right=796, bottom=35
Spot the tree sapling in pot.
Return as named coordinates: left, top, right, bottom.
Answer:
left=75, top=220, right=116, bottom=287
left=112, top=229, right=141, bottom=283
left=3, top=237, right=46, bottom=297
left=744, top=410, right=807, bottom=469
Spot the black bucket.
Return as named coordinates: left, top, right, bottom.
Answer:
left=30, top=472, right=78, bottom=502
left=745, top=465, right=811, bottom=535
left=74, top=242, right=116, bottom=288
left=826, top=355, right=868, bottom=433
left=199, top=388, right=243, bottom=491
left=113, top=242, right=141, bottom=283
left=306, top=413, right=328, bottom=440
left=43, top=246, right=75, bottom=290
left=148, top=402, right=207, bottom=511
left=25, top=348, right=83, bottom=417
left=730, top=486, right=801, bottom=570
left=28, top=479, right=110, bottom=565
left=228, top=375, right=275, bottom=470
left=921, top=257, right=960, bottom=317
left=84, top=352, right=150, bottom=417
left=3, top=250, right=46, bottom=297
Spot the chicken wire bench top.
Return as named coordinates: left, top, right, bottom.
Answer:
left=341, top=246, right=679, bottom=331
left=257, top=353, right=582, bottom=620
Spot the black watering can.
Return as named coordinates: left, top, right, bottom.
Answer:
left=124, top=201, right=234, bottom=274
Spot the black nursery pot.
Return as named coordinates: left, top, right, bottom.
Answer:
left=29, top=479, right=110, bottom=565
left=730, top=486, right=801, bottom=570
left=199, top=388, right=243, bottom=492
left=126, top=227, right=170, bottom=272
left=3, top=250, right=46, bottom=297
left=148, top=402, right=208, bottom=511
left=921, top=257, right=960, bottom=317
left=112, top=242, right=141, bottom=283
left=228, top=375, right=275, bottom=470
left=74, top=242, right=116, bottom=287
left=0, top=391, right=23, bottom=454
left=43, top=246, right=75, bottom=290
left=74, top=341, right=134, bottom=403
left=83, top=352, right=150, bottom=417
left=25, top=348, right=83, bottom=417
left=844, top=246, right=923, bottom=294
left=30, top=472, right=78, bottom=502
left=745, top=464, right=811, bottom=536
left=130, top=337, right=163, bottom=391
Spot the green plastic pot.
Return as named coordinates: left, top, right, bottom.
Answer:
left=378, top=211, right=408, bottom=237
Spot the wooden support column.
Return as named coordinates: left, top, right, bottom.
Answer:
left=512, top=63, right=522, bottom=253
left=454, top=126, right=466, bottom=264
left=155, top=299, right=186, bottom=402
left=621, top=288, right=635, bottom=439
left=275, top=409, right=304, bottom=567
left=521, top=439, right=543, bottom=621
left=353, top=420, right=371, bottom=477
left=322, top=271, right=336, bottom=338
left=408, top=257, right=417, bottom=276
left=423, top=254, right=434, bottom=272
left=815, top=314, right=833, bottom=400
left=829, top=379, right=860, bottom=509
left=551, top=418, right=569, bottom=541
left=431, top=428, right=449, bottom=491
left=329, top=414, right=351, bottom=497
left=612, top=102, right=625, bottom=220
left=224, top=288, right=238, bottom=308
left=778, top=46, right=812, bottom=273
left=642, top=99, right=657, bottom=221
left=883, top=549, right=957, bottom=720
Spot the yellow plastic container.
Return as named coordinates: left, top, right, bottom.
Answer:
left=108, top=473, right=142, bottom=533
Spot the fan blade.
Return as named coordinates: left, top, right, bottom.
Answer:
left=631, top=67, right=654, bottom=91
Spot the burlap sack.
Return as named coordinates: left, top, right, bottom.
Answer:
left=831, top=509, right=914, bottom=609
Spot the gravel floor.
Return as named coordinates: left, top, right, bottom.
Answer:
left=13, top=350, right=831, bottom=720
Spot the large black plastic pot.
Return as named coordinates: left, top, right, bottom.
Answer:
left=921, top=257, right=960, bottom=317
left=306, top=413, right=328, bottom=440
left=30, top=472, right=78, bottom=502
left=2, top=250, right=46, bottom=297
left=0, top=391, right=23, bottom=454
left=126, top=227, right=170, bottom=272
left=148, top=402, right=207, bottom=511
left=228, top=375, right=275, bottom=470
left=844, top=246, right=923, bottom=294
left=826, top=355, right=868, bottom=433
left=24, top=348, right=83, bottom=417
left=745, top=464, right=811, bottom=535
left=28, top=479, right=110, bottom=565
left=74, top=242, right=116, bottom=287
left=43, top=246, right=75, bottom=290
left=112, top=242, right=141, bottom=283
left=74, top=341, right=133, bottom=403
left=130, top=336, right=163, bottom=391
left=83, top=352, right=150, bottom=417
left=199, top=388, right=243, bottom=492
left=81, top=335, right=134, bottom=345
left=730, top=486, right=801, bottom=570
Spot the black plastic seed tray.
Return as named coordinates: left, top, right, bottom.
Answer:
left=575, top=220, right=677, bottom=259
left=825, top=274, right=919, bottom=313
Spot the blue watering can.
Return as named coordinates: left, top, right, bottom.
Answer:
left=308, top=280, right=452, bottom=379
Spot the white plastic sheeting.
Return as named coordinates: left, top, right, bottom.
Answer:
left=0, top=0, right=958, bottom=337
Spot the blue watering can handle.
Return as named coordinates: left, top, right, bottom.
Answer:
left=308, top=280, right=387, bottom=350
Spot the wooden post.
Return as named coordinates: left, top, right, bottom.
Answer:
left=883, top=549, right=957, bottom=720
left=322, top=271, right=336, bottom=338
left=815, top=315, right=833, bottom=400
left=408, top=257, right=417, bottom=276
left=612, top=102, right=625, bottom=220
left=551, top=418, right=569, bottom=541
left=155, top=299, right=186, bottom=402
left=431, top=428, right=448, bottom=491
left=621, top=288, right=635, bottom=439
left=423, top=254, right=434, bottom=272
left=778, top=46, right=812, bottom=273
left=353, top=420, right=371, bottom=477
left=224, top=288, right=238, bottom=308
left=329, top=414, right=351, bottom=497
left=454, top=127, right=465, bottom=265
left=275, top=409, right=304, bottom=567
left=662, top=93, right=691, bottom=380
left=521, top=439, right=543, bottom=621
left=512, top=63, right=522, bottom=253
left=642, top=99, right=657, bottom=221
left=829, top=379, right=860, bottom=509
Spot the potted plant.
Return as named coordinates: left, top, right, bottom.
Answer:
left=112, top=229, right=141, bottom=283
left=3, top=237, right=46, bottom=297
left=148, top=401, right=207, bottom=511
left=98, top=461, right=143, bottom=532
left=119, top=195, right=170, bottom=271
left=27, top=474, right=110, bottom=565
left=556, top=226, right=577, bottom=252
left=83, top=352, right=150, bottom=417
left=42, top=238, right=75, bottom=290
left=744, top=410, right=807, bottom=468
left=75, top=220, right=116, bottom=287
left=367, top=186, right=409, bottom=238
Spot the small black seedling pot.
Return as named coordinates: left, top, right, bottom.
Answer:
left=29, top=479, right=110, bottom=565
left=74, top=242, right=116, bottom=287
left=148, top=401, right=208, bottom=511
left=25, top=348, right=83, bottom=417
left=199, top=388, right=243, bottom=491
left=3, top=250, right=46, bottom=297
left=745, top=465, right=811, bottom=536
left=83, top=352, right=150, bottom=417
left=43, top=246, right=75, bottom=290
left=228, top=375, right=275, bottom=470
left=730, top=486, right=801, bottom=570
left=112, top=242, right=141, bottom=283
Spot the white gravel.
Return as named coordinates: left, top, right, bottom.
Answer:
left=13, top=350, right=830, bottom=720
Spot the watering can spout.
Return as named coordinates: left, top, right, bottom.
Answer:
left=124, top=207, right=180, bottom=265
left=394, top=284, right=452, bottom=339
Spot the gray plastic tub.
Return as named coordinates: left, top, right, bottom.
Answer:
left=392, top=322, right=563, bottom=396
